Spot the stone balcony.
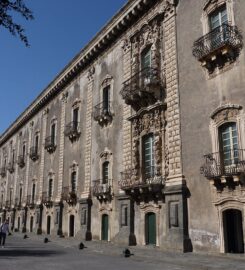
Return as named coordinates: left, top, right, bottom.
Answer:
left=119, top=167, right=164, bottom=200
left=200, top=149, right=245, bottom=185
left=17, top=155, right=25, bottom=168
left=120, top=67, right=163, bottom=111
left=29, top=146, right=39, bottom=161
left=92, top=180, right=113, bottom=201
left=42, top=192, right=53, bottom=208
left=93, top=102, right=113, bottom=126
left=0, top=166, right=6, bottom=178
left=192, top=24, right=243, bottom=73
left=64, top=121, right=80, bottom=140
left=44, top=136, right=56, bottom=153
left=61, top=186, right=77, bottom=205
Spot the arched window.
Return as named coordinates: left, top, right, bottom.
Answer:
left=219, top=122, right=238, bottom=165
left=71, top=171, right=77, bottom=193
left=102, top=162, right=109, bottom=184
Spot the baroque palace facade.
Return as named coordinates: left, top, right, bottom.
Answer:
left=0, top=0, right=245, bottom=254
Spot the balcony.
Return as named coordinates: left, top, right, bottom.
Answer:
left=44, top=136, right=56, bottom=153
left=120, top=67, right=162, bottom=111
left=5, top=200, right=12, bottom=210
left=42, top=192, right=53, bottom=208
left=64, top=121, right=80, bottom=140
left=119, top=167, right=164, bottom=198
left=192, top=24, right=243, bottom=73
left=61, top=186, right=77, bottom=205
left=29, top=146, right=39, bottom=161
left=93, top=102, right=113, bottom=126
left=92, top=180, right=113, bottom=201
left=0, top=166, right=6, bottom=177
left=200, top=149, right=245, bottom=183
left=26, top=195, right=37, bottom=208
left=15, top=198, right=22, bottom=209
left=17, top=155, right=25, bottom=168
left=7, top=161, right=15, bottom=173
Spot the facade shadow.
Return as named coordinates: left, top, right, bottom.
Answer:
left=0, top=249, right=65, bottom=257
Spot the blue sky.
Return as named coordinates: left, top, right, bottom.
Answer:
left=0, top=0, right=127, bottom=135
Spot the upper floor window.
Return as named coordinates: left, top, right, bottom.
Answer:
left=103, top=86, right=110, bottom=114
left=219, top=122, right=238, bottom=166
left=48, top=179, right=53, bottom=198
left=35, top=135, right=39, bottom=152
left=32, top=183, right=36, bottom=202
left=142, top=134, right=155, bottom=179
left=51, top=123, right=56, bottom=145
left=71, top=171, right=76, bottom=193
left=19, top=187, right=22, bottom=203
left=102, top=161, right=109, bottom=184
left=45, top=122, right=56, bottom=152
left=22, top=144, right=26, bottom=157
left=209, top=5, right=227, bottom=30
left=141, top=47, right=152, bottom=70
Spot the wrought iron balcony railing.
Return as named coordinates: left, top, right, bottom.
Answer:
left=7, top=161, right=15, bottom=173
left=29, top=146, right=39, bottom=161
left=92, top=180, right=112, bottom=200
left=41, top=192, right=53, bottom=207
left=119, top=166, right=164, bottom=190
left=120, top=67, right=162, bottom=110
left=61, top=186, right=77, bottom=205
left=5, top=200, right=12, bottom=210
left=93, top=102, right=113, bottom=126
left=64, top=121, right=80, bottom=139
left=192, top=24, right=243, bottom=62
left=26, top=195, right=37, bottom=208
left=44, top=136, right=56, bottom=153
left=200, top=149, right=245, bottom=179
left=17, top=155, right=25, bottom=168
left=0, top=166, right=6, bottom=177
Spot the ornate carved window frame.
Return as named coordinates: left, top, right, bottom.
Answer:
left=201, top=0, right=235, bottom=34
left=99, top=149, right=113, bottom=185
left=209, top=104, right=244, bottom=153
left=69, top=161, right=79, bottom=191
left=100, top=75, right=114, bottom=107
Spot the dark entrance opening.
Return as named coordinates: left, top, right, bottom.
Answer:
left=223, top=209, right=244, bottom=253
left=18, top=217, right=20, bottom=231
left=30, top=216, right=34, bottom=232
left=101, top=214, right=109, bottom=241
left=145, top=212, right=156, bottom=245
left=69, top=215, right=75, bottom=237
left=47, top=216, right=51, bottom=235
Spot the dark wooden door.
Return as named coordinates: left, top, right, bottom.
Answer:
left=101, top=214, right=109, bottom=241
left=47, top=216, right=51, bottom=235
left=145, top=212, right=156, bottom=245
left=69, top=215, right=75, bottom=237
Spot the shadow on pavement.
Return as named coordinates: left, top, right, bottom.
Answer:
left=0, top=249, right=65, bottom=257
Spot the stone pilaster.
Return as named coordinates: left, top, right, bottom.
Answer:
left=13, top=135, right=20, bottom=201
left=164, top=1, right=184, bottom=186
left=82, top=66, right=95, bottom=199
left=122, top=39, right=132, bottom=171
left=38, top=108, right=49, bottom=201
left=57, top=92, right=68, bottom=201
left=24, top=122, right=33, bottom=198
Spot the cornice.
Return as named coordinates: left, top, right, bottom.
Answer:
left=0, top=0, right=164, bottom=146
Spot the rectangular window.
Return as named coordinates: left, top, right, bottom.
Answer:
left=102, top=162, right=109, bottom=184
left=32, top=184, right=36, bottom=202
left=142, top=134, right=155, bottom=179
left=35, top=135, right=39, bottom=152
left=51, top=123, right=56, bottom=145
left=103, top=86, right=110, bottom=113
left=209, top=5, right=227, bottom=30
left=48, top=179, right=53, bottom=198
left=81, top=208, right=87, bottom=225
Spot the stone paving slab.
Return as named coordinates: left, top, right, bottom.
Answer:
left=0, top=233, right=244, bottom=270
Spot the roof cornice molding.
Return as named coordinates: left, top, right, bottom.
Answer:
left=0, top=0, right=162, bottom=146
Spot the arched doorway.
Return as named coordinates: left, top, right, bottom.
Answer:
left=101, top=214, right=109, bottom=241
left=47, top=216, right=51, bottom=235
left=145, top=212, right=156, bottom=245
left=223, top=209, right=244, bottom=253
left=30, top=216, right=34, bottom=232
left=69, top=215, right=75, bottom=237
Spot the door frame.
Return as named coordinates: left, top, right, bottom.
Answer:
left=101, top=213, right=110, bottom=241
left=145, top=212, right=157, bottom=245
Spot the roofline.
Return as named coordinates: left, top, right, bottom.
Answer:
left=0, top=0, right=160, bottom=146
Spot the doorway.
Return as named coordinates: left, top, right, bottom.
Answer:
left=18, top=217, right=20, bottom=231
left=47, top=216, right=51, bottom=235
left=30, top=216, right=34, bottom=232
left=145, top=212, right=156, bottom=245
left=101, top=214, right=109, bottom=241
left=223, top=209, right=244, bottom=253
left=69, top=215, right=75, bottom=237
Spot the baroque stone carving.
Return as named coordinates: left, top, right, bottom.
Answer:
left=211, top=104, right=242, bottom=125
left=87, top=66, right=95, bottom=81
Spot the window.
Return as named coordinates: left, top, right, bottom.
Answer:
left=81, top=208, right=87, bottom=225
left=71, top=171, right=76, bottom=193
left=9, top=189, right=12, bottom=204
left=103, top=86, right=110, bottom=113
left=19, top=187, right=22, bottom=204
left=48, top=179, right=53, bottom=198
left=102, top=162, right=109, bottom=184
left=73, top=108, right=79, bottom=130
left=32, top=184, right=36, bottom=202
left=142, top=134, right=155, bottom=179
left=22, top=144, right=26, bottom=157
left=121, top=204, right=128, bottom=227
left=35, top=135, right=39, bottom=152
left=51, top=123, right=56, bottom=145
left=141, top=47, right=152, bottom=70
left=219, top=123, right=238, bottom=166
left=209, top=5, right=227, bottom=31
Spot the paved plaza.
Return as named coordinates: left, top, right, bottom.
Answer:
left=0, top=234, right=244, bottom=270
